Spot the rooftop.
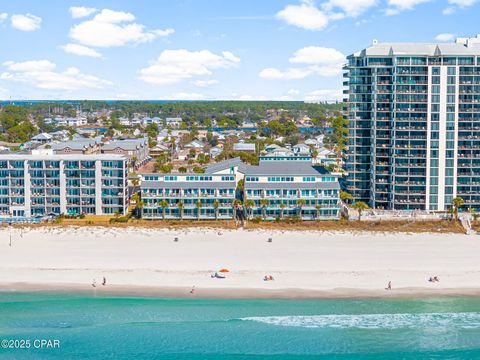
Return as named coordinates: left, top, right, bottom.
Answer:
left=243, top=161, right=328, bottom=176
left=0, top=154, right=126, bottom=161
left=351, top=35, right=480, bottom=57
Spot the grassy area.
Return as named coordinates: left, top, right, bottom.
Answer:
left=8, top=215, right=467, bottom=233
left=244, top=219, right=466, bottom=234
left=471, top=220, right=480, bottom=232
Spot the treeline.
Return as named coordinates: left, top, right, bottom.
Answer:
left=3, top=100, right=343, bottom=122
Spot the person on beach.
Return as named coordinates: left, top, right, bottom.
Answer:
left=385, top=281, right=392, bottom=290
left=434, top=276, right=440, bottom=282
left=102, top=277, right=106, bottom=286
left=190, top=286, right=195, bottom=294
left=92, top=279, right=96, bottom=288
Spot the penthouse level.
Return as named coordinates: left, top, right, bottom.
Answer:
left=141, top=173, right=237, bottom=220
left=0, top=154, right=128, bottom=218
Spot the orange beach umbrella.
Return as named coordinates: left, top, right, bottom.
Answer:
left=219, top=268, right=230, bottom=273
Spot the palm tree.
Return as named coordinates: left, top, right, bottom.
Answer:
left=260, top=199, right=269, bottom=220
left=296, top=199, right=306, bottom=219
left=452, top=197, right=465, bottom=221
left=196, top=200, right=202, bottom=220
left=315, top=204, right=323, bottom=220
left=159, top=199, right=169, bottom=220
left=177, top=201, right=184, bottom=220
left=279, top=202, right=286, bottom=219
left=232, top=199, right=242, bottom=220
left=340, top=190, right=353, bottom=204
left=131, top=192, right=143, bottom=218
left=351, top=201, right=370, bottom=221
left=213, top=200, right=220, bottom=220
left=244, top=199, right=255, bottom=220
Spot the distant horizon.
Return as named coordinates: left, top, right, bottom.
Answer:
left=0, top=99, right=339, bottom=104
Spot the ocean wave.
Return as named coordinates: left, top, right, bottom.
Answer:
left=240, top=312, right=480, bottom=329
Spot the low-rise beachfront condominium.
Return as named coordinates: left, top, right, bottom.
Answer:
left=345, top=35, right=480, bottom=211
left=0, top=154, right=128, bottom=217
left=243, top=161, right=340, bottom=220
left=141, top=173, right=237, bottom=219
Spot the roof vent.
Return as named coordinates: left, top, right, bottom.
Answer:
left=372, top=39, right=378, bottom=45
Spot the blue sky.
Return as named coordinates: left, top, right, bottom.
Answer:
left=0, top=0, right=479, bottom=101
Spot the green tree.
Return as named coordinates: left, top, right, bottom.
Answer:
left=196, top=200, right=202, bottom=220
left=351, top=201, right=370, bottom=221
left=452, top=197, right=465, bottom=220
left=260, top=199, right=269, bottom=220
left=213, top=200, right=220, bottom=220
left=297, top=199, right=306, bottom=219
left=159, top=199, right=169, bottom=220
left=244, top=199, right=255, bottom=220
left=340, top=190, right=353, bottom=204
left=279, top=202, right=286, bottom=219
left=177, top=201, right=184, bottom=220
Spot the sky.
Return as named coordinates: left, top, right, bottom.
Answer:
left=0, top=0, right=479, bottom=101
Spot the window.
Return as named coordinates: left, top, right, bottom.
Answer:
left=447, top=67, right=456, bottom=75
left=165, top=176, right=177, bottom=181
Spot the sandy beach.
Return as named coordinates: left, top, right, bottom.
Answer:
left=0, top=226, right=479, bottom=299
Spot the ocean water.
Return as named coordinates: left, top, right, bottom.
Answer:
left=0, top=293, right=479, bottom=359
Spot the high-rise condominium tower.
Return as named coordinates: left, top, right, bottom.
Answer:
left=345, top=35, right=480, bottom=211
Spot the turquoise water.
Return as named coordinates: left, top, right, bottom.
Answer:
left=0, top=293, right=479, bottom=359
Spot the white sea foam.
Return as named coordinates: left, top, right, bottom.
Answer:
left=241, top=312, right=480, bottom=329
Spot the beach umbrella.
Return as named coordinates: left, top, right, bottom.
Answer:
left=219, top=268, right=230, bottom=273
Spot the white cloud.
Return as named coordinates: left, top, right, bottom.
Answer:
left=0, top=59, right=111, bottom=90
left=385, top=0, right=432, bottom=15
left=260, top=46, right=345, bottom=80
left=0, top=13, right=8, bottom=22
left=435, top=33, right=455, bottom=41
left=11, top=13, right=42, bottom=31
left=443, top=6, right=456, bottom=14
left=61, top=43, right=103, bottom=58
left=304, top=89, right=342, bottom=102
left=69, top=6, right=98, bottom=18
left=193, top=79, right=219, bottom=87
left=289, top=46, right=345, bottom=65
left=322, top=0, right=378, bottom=18
left=276, top=1, right=329, bottom=31
left=443, top=0, right=477, bottom=14
left=138, top=49, right=240, bottom=85
left=288, top=89, right=300, bottom=95
left=449, top=0, right=477, bottom=6
left=276, top=0, right=378, bottom=31
left=69, top=9, right=174, bottom=47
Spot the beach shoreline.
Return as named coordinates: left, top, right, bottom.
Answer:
left=2, top=282, right=480, bottom=300
left=0, top=226, right=479, bottom=300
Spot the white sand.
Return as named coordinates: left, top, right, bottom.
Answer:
left=0, top=226, right=479, bottom=298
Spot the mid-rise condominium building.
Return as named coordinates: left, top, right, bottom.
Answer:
left=140, top=157, right=340, bottom=220
left=345, top=35, right=480, bottom=211
left=0, top=154, right=128, bottom=218
left=243, top=161, right=340, bottom=220
left=141, top=173, right=237, bottom=220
